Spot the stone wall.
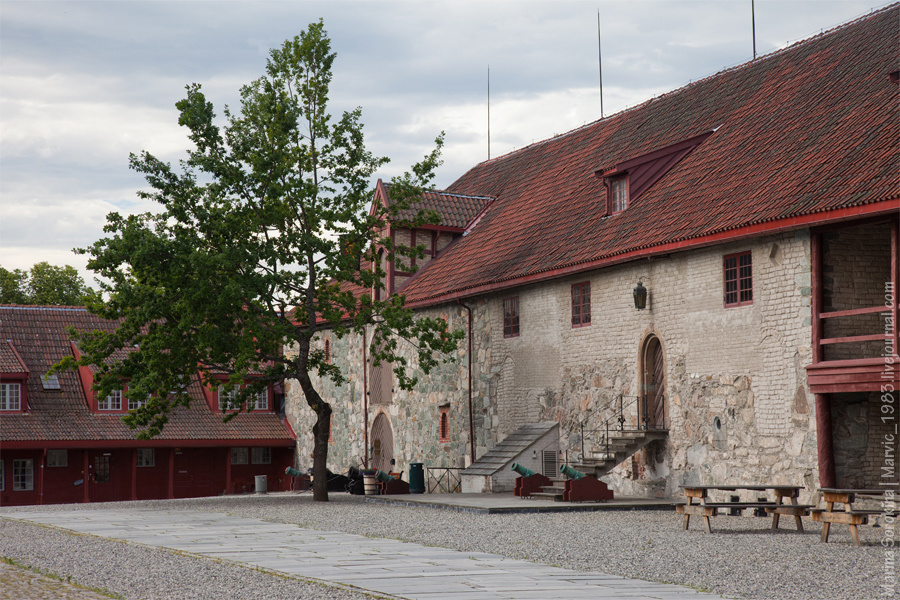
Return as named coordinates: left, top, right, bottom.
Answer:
left=287, top=230, right=823, bottom=498
left=831, top=391, right=899, bottom=488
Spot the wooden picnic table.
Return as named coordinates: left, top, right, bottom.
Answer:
left=810, top=488, right=898, bottom=547
left=676, top=484, right=810, bottom=534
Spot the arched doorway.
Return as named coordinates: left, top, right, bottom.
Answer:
left=640, top=335, right=668, bottom=429
left=370, top=413, right=394, bottom=472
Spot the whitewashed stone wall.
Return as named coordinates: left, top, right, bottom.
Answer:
left=288, top=230, right=823, bottom=499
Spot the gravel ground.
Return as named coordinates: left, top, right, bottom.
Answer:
left=0, top=492, right=892, bottom=600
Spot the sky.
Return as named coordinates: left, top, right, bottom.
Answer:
left=0, top=0, right=891, bottom=287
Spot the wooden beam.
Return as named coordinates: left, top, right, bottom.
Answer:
left=819, top=334, right=889, bottom=345
left=815, top=393, right=836, bottom=488
left=811, top=231, right=824, bottom=363
left=820, top=305, right=889, bottom=319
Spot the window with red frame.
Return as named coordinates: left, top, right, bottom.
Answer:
left=438, top=407, right=450, bottom=442
left=610, top=176, right=628, bottom=213
left=724, top=251, right=753, bottom=307
left=503, top=297, right=520, bottom=338
left=571, top=282, right=591, bottom=327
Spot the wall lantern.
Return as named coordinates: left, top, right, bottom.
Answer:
left=633, top=281, right=648, bottom=310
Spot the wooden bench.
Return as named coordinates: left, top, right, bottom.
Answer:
left=678, top=485, right=806, bottom=533
left=812, top=489, right=899, bottom=546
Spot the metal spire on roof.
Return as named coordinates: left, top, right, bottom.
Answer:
left=598, top=9, right=604, bottom=118
left=752, top=0, right=757, bottom=59
left=487, top=65, right=491, bottom=160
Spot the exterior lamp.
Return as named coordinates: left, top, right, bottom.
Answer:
left=633, top=281, right=648, bottom=310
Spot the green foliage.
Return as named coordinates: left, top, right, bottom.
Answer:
left=65, top=21, right=462, bottom=501
left=0, top=262, right=94, bottom=305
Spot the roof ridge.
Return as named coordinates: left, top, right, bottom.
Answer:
left=0, top=305, right=89, bottom=312
left=473, top=3, right=898, bottom=167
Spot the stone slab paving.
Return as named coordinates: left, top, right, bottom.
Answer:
left=5, top=509, right=728, bottom=600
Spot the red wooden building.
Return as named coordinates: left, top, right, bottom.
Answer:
left=0, top=305, right=296, bottom=506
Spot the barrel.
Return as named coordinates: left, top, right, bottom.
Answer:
left=409, top=462, right=425, bottom=494
left=363, top=473, right=379, bottom=495
left=254, top=474, right=267, bottom=493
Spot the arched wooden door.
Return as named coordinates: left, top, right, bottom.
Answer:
left=641, top=336, right=668, bottom=429
left=370, top=413, right=394, bottom=472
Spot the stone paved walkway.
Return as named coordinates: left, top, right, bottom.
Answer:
left=0, top=561, right=116, bottom=600
left=7, top=509, right=727, bottom=600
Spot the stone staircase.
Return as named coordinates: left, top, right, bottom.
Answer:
left=573, top=428, right=668, bottom=478
left=529, top=428, right=667, bottom=501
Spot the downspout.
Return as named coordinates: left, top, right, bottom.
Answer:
left=363, top=327, right=369, bottom=468
left=457, top=300, right=476, bottom=465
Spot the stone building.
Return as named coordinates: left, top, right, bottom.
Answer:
left=286, top=6, right=899, bottom=499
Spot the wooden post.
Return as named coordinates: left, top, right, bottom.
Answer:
left=130, top=448, right=138, bottom=501
left=815, top=393, right=836, bottom=488
left=891, top=220, right=898, bottom=364
left=83, top=451, right=90, bottom=503
left=811, top=231, right=824, bottom=363
left=225, top=447, right=232, bottom=495
left=167, top=448, right=175, bottom=499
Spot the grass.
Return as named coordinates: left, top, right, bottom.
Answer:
left=1, top=555, right=126, bottom=599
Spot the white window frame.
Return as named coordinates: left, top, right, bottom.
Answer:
left=251, top=447, right=271, bottom=464
left=99, top=389, right=122, bottom=411
left=218, top=385, right=240, bottom=411
left=128, top=396, right=145, bottom=411
left=13, top=459, right=33, bottom=491
left=231, top=447, right=249, bottom=465
left=248, top=389, right=268, bottom=411
left=0, top=383, right=21, bottom=411
left=47, top=449, right=68, bottom=467
left=136, top=448, right=155, bottom=467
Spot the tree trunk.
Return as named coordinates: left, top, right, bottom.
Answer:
left=298, top=372, right=332, bottom=501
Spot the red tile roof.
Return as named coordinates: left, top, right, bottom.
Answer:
left=377, top=181, right=494, bottom=230
left=0, top=340, right=29, bottom=374
left=400, top=5, right=900, bottom=305
left=0, top=306, right=294, bottom=445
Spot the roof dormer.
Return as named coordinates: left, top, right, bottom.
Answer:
left=0, top=340, right=29, bottom=413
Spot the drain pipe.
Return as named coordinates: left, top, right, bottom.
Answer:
left=457, top=300, right=476, bottom=465
left=362, top=328, right=369, bottom=468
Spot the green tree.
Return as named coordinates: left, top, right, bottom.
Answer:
left=63, top=21, right=462, bottom=501
left=28, top=262, right=94, bottom=305
left=1, top=263, right=93, bottom=305
left=0, top=267, right=29, bottom=304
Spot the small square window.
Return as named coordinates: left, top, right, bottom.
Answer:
left=231, top=447, right=249, bottom=465
left=47, top=449, right=68, bottom=467
left=724, top=251, right=753, bottom=307
left=503, top=297, right=520, bottom=338
left=136, top=449, right=155, bottom=467
left=0, top=383, right=21, bottom=411
left=41, top=373, right=60, bottom=390
left=571, top=282, right=591, bottom=327
left=13, top=459, right=33, bottom=490
left=251, top=447, right=271, bottom=464
left=610, top=176, right=628, bottom=213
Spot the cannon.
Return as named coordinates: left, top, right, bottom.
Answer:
left=285, top=466, right=303, bottom=477
left=559, top=464, right=586, bottom=480
left=510, top=462, right=537, bottom=477
left=512, top=462, right=552, bottom=498
left=375, top=469, right=397, bottom=483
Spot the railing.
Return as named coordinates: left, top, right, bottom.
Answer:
left=426, top=466, right=462, bottom=493
left=526, top=392, right=666, bottom=467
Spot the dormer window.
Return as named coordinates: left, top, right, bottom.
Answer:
left=610, top=176, right=628, bottom=213
left=98, top=389, right=123, bottom=411
left=0, top=383, right=21, bottom=411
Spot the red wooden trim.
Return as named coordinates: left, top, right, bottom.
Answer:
left=819, top=334, right=889, bottom=345
left=820, top=306, right=889, bottom=319
left=807, top=365, right=891, bottom=376
left=82, top=451, right=90, bottom=503
left=810, top=382, right=892, bottom=393
left=225, top=447, right=232, bottom=493
left=131, top=448, right=138, bottom=501
left=38, top=449, right=45, bottom=506
left=811, top=232, right=823, bottom=364
left=808, top=372, right=892, bottom=385
left=806, top=356, right=900, bottom=369
left=406, top=201, right=900, bottom=309
left=167, top=448, right=175, bottom=499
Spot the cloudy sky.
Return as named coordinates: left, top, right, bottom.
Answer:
left=0, top=0, right=889, bottom=285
